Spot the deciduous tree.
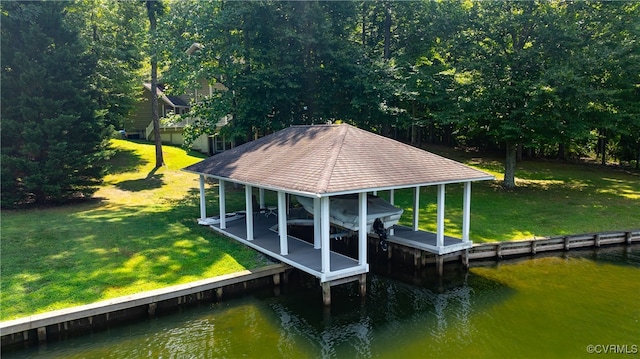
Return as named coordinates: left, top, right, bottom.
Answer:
left=146, top=0, right=165, bottom=168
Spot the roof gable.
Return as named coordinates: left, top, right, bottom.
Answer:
left=183, top=124, right=493, bottom=195
left=143, top=83, right=190, bottom=108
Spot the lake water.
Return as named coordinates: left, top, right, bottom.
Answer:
left=4, top=245, right=639, bottom=358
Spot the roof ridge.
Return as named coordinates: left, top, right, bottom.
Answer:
left=289, top=124, right=339, bottom=128
left=316, top=125, right=349, bottom=194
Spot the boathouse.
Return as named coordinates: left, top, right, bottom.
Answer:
left=183, top=124, right=493, bottom=304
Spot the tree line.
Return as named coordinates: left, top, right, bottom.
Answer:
left=161, top=0, right=639, bottom=189
left=2, top=1, right=638, bottom=206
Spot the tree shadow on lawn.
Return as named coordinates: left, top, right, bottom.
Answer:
left=105, top=143, right=149, bottom=175
left=115, top=168, right=165, bottom=192
left=1, top=188, right=264, bottom=319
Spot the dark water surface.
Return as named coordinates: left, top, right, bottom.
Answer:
left=5, top=245, right=639, bottom=358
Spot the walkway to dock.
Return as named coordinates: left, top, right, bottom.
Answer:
left=209, top=214, right=367, bottom=283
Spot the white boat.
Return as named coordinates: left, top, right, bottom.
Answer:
left=198, top=212, right=246, bottom=226
left=295, top=195, right=403, bottom=233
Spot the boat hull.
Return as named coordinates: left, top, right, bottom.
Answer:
left=198, top=212, right=246, bottom=225
left=295, top=195, right=403, bottom=233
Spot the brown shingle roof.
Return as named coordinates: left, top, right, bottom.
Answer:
left=183, top=124, right=493, bottom=196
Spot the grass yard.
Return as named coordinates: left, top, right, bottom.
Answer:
left=0, top=140, right=270, bottom=321
left=1, top=140, right=639, bottom=321
left=402, top=145, right=640, bottom=241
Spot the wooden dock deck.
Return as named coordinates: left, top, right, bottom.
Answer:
left=209, top=214, right=367, bottom=283
left=388, top=225, right=473, bottom=255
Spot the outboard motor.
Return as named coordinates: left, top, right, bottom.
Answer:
left=373, top=218, right=388, bottom=251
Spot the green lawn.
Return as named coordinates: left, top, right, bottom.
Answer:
left=1, top=140, right=639, bottom=321
left=401, top=145, right=640, bottom=241
left=0, top=140, right=270, bottom=321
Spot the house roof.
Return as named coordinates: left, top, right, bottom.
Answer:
left=143, top=83, right=190, bottom=108
left=183, top=124, right=494, bottom=196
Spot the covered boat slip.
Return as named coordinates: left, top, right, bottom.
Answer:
left=202, top=186, right=470, bottom=284
left=206, top=209, right=367, bottom=283
left=183, top=124, right=494, bottom=303
left=203, top=182, right=372, bottom=285
left=200, top=182, right=471, bottom=285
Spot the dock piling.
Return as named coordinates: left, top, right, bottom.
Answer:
left=359, top=274, right=367, bottom=297
left=148, top=303, right=157, bottom=317
left=461, top=249, right=469, bottom=269
left=37, top=327, right=46, bottom=343
left=321, top=282, right=331, bottom=306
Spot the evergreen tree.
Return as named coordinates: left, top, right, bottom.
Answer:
left=67, top=0, right=147, bottom=131
left=1, top=1, right=109, bottom=207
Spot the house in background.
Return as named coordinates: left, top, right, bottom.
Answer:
left=126, top=78, right=234, bottom=155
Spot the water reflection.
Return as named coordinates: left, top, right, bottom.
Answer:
left=253, top=265, right=516, bottom=359
left=4, top=245, right=638, bottom=358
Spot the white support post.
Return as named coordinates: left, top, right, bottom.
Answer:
left=259, top=188, right=265, bottom=210
left=358, top=192, right=368, bottom=266
left=413, top=186, right=420, bottom=231
left=437, top=184, right=445, bottom=248
left=462, top=182, right=471, bottom=243
left=199, top=175, right=207, bottom=221
left=278, top=191, right=288, bottom=255
left=320, top=197, right=331, bottom=274
left=219, top=180, right=227, bottom=229
left=245, top=185, right=254, bottom=241
left=286, top=194, right=290, bottom=215
left=389, top=189, right=395, bottom=236
left=313, top=197, right=321, bottom=249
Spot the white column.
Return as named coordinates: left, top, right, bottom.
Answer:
left=389, top=189, right=395, bottom=236
left=259, top=188, right=265, bottom=210
left=437, top=184, right=445, bottom=248
left=245, top=185, right=254, bottom=241
left=199, top=175, right=207, bottom=221
left=286, top=194, right=290, bottom=215
left=462, top=182, right=471, bottom=243
left=358, top=192, right=368, bottom=266
left=278, top=191, right=288, bottom=255
left=313, top=197, right=321, bottom=249
left=320, top=196, right=331, bottom=273
left=413, top=186, right=420, bottom=231
left=219, top=180, right=227, bottom=229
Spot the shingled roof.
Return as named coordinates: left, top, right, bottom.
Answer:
left=183, top=124, right=493, bottom=196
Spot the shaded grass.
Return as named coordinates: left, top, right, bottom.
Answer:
left=2, top=140, right=639, bottom=320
